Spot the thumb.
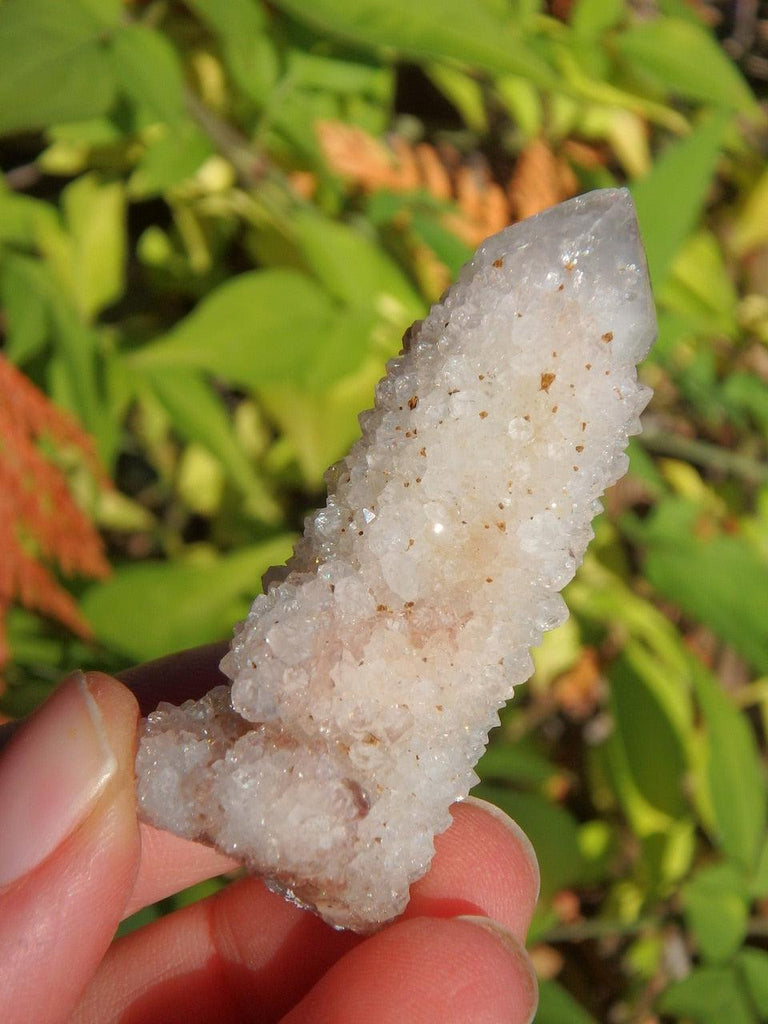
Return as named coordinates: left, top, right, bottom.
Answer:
left=0, top=672, right=141, bottom=1024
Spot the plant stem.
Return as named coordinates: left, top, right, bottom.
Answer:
left=640, top=426, right=768, bottom=484
left=541, top=916, right=658, bottom=943
left=183, top=88, right=269, bottom=190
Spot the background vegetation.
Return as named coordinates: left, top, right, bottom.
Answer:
left=1, top=0, right=768, bottom=1019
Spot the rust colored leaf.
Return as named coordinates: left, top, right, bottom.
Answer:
left=0, top=355, right=111, bottom=675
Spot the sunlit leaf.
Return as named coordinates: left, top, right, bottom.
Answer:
left=61, top=173, right=126, bottom=320
left=731, top=167, right=768, bottom=256
left=271, top=0, right=557, bottom=87
left=688, top=658, right=766, bottom=870
left=0, top=188, right=62, bottom=247
left=661, top=230, right=739, bottom=338
left=140, top=366, right=280, bottom=521
left=616, top=18, right=756, bottom=113
left=260, top=353, right=382, bottom=486
left=81, top=538, right=294, bottom=662
left=631, top=110, right=731, bottom=290
left=132, top=270, right=337, bottom=390
left=608, top=644, right=690, bottom=820
left=425, top=63, right=488, bottom=133
left=291, top=210, right=423, bottom=317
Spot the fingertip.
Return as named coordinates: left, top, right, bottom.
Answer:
left=84, top=671, right=140, bottom=730
left=463, top=795, right=540, bottom=901
left=284, top=915, right=538, bottom=1023
left=455, top=916, right=539, bottom=1023
left=406, top=797, right=539, bottom=942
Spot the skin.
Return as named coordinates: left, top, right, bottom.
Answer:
left=0, top=645, right=539, bottom=1024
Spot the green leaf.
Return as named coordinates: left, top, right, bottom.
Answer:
left=661, top=230, right=739, bottom=338
left=478, top=737, right=560, bottom=791
left=655, top=0, right=705, bottom=20
left=570, top=0, right=624, bottom=39
left=616, top=18, right=756, bottom=113
left=749, top=835, right=768, bottom=897
left=115, top=903, right=163, bottom=939
left=291, top=211, right=423, bottom=317
left=631, top=110, right=731, bottom=290
left=140, top=366, right=280, bottom=520
left=128, top=121, right=215, bottom=199
left=424, top=62, right=488, bottom=133
left=643, top=507, right=768, bottom=675
left=186, top=0, right=279, bottom=103
left=608, top=645, right=690, bottom=820
left=0, top=188, right=61, bottom=247
left=638, top=820, right=696, bottom=890
left=286, top=48, right=392, bottom=98
left=473, top=784, right=585, bottom=898
left=61, top=173, right=126, bottom=320
left=658, top=966, right=755, bottom=1024
left=0, top=0, right=117, bottom=135
left=737, top=948, right=768, bottom=1016
left=81, top=539, right=294, bottom=662
left=186, top=0, right=266, bottom=39
left=722, top=373, right=768, bottom=442
left=0, top=254, right=51, bottom=363
left=271, top=0, right=557, bottom=88
left=494, top=74, right=543, bottom=138
left=731, top=167, right=768, bottom=256
left=536, top=979, right=597, bottom=1024
left=74, top=0, right=122, bottom=24
left=306, top=306, right=380, bottom=392
left=47, top=302, right=113, bottom=456
left=111, top=24, right=186, bottom=124
left=132, top=269, right=337, bottom=390
left=94, top=488, right=155, bottom=534
left=684, top=863, right=750, bottom=963
left=408, top=207, right=474, bottom=276
left=259, top=358, right=380, bottom=486
left=688, top=658, right=766, bottom=870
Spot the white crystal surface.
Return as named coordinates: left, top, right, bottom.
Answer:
left=136, top=189, right=656, bottom=931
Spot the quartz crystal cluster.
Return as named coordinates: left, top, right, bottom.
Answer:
left=136, top=189, right=656, bottom=932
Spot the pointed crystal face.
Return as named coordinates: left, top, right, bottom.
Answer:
left=136, top=189, right=657, bottom=932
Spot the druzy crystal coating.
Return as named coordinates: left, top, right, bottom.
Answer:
left=136, top=189, right=656, bottom=932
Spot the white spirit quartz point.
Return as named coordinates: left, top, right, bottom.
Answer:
left=136, top=188, right=656, bottom=931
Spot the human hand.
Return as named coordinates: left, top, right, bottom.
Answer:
left=0, top=646, right=539, bottom=1023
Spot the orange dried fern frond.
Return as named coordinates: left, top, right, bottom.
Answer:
left=317, top=121, right=580, bottom=247
left=0, top=355, right=110, bottom=674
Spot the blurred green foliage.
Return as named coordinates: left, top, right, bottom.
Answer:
left=1, top=0, right=768, bottom=1019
